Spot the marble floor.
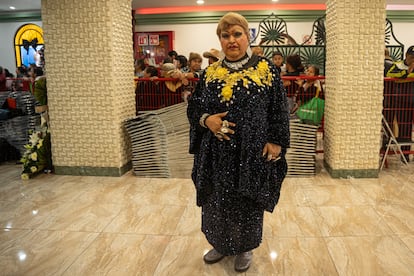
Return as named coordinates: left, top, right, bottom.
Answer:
left=0, top=158, right=413, bottom=276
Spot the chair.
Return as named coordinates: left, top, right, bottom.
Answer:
left=380, top=114, right=414, bottom=170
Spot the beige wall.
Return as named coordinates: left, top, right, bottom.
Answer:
left=42, top=0, right=135, bottom=176
left=324, top=0, right=386, bottom=177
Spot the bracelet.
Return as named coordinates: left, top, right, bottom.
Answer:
left=199, top=113, right=210, bottom=128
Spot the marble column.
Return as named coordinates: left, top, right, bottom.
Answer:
left=324, top=0, right=386, bottom=177
left=42, top=0, right=135, bottom=176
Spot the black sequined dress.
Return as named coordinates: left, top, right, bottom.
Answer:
left=187, top=55, right=290, bottom=255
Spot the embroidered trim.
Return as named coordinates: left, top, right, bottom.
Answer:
left=205, top=59, right=272, bottom=104
left=222, top=55, right=250, bottom=71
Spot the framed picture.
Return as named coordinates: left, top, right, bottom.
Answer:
left=134, top=31, right=174, bottom=66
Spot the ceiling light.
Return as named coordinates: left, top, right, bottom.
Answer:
left=272, top=0, right=279, bottom=2
left=9, top=6, right=16, bottom=10
left=196, top=0, right=204, bottom=4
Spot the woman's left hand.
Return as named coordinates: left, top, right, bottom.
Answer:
left=262, top=143, right=282, bottom=161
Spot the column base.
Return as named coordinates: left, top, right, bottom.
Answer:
left=54, top=161, right=132, bottom=177
left=324, top=160, right=379, bottom=178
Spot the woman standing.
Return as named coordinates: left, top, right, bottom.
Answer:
left=187, top=12, right=290, bottom=272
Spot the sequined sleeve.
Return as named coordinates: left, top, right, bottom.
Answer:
left=187, top=71, right=209, bottom=154
left=266, top=61, right=290, bottom=148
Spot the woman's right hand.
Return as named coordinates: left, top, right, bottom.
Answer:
left=205, top=111, right=236, bottom=141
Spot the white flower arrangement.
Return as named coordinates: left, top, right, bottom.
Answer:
left=20, top=125, right=51, bottom=180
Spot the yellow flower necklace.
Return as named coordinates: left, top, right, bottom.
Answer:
left=205, top=59, right=272, bottom=104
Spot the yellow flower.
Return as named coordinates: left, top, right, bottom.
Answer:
left=221, top=86, right=233, bottom=101
left=21, top=173, right=30, bottom=180
left=30, top=152, right=38, bottom=161
left=257, top=61, right=269, bottom=73
left=215, top=67, right=228, bottom=78
left=205, top=59, right=272, bottom=103
left=30, top=166, right=38, bottom=173
left=37, top=139, right=43, bottom=149
left=250, top=72, right=262, bottom=86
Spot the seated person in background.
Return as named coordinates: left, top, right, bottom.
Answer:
left=173, top=52, right=203, bottom=101
left=143, top=65, right=159, bottom=79
left=203, top=48, right=220, bottom=66
left=168, top=50, right=178, bottom=67
left=14, top=66, right=30, bottom=91
left=385, top=45, right=414, bottom=161
left=176, top=55, right=189, bottom=73
left=4, top=68, right=14, bottom=78
left=135, top=59, right=146, bottom=78
left=172, top=52, right=204, bottom=85
left=15, top=66, right=28, bottom=78
left=160, top=63, right=176, bottom=78
left=135, top=65, right=160, bottom=113
left=162, top=57, right=173, bottom=65
left=284, top=54, right=305, bottom=76
left=3, top=68, right=14, bottom=90
left=272, top=51, right=285, bottom=75
left=295, top=65, right=324, bottom=105
left=282, top=54, right=305, bottom=95
left=387, top=46, right=414, bottom=79
left=0, top=66, right=6, bottom=91
left=187, top=52, right=203, bottom=78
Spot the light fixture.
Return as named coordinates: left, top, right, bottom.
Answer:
left=9, top=6, right=16, bottom=10
left=196, top=0, right=205, bottom=4
left=272, top=0, right=279, bottom=2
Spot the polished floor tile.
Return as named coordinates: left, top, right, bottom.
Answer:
left=325, top=236, right=414, bottom=275
left=63, top=233, right=171, bottom=276
left=1, top=160, right=413, bottom=275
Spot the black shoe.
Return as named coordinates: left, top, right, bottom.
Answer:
left=203, top=249, right=224, bottom=264
left=234, top=251, right=253, bottom=272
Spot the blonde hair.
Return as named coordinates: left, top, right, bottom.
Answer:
left=216, top=12, right=250, bottom=40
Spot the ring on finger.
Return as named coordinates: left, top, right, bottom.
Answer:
left=220, top=126, right=229, bottom=133
left=222, top=120, right=229, bottom=128
left=215, top=131, right=224, bottom=139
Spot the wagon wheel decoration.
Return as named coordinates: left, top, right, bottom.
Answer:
left=255, top=13, right=288, bottom=46
left=300, top=47, right=325, bottom=73
left=272, top=46, right=299, bottom=59
left=385, top=19, right=392, bottom=45
left=302, top=16, right=325, bottom=46
left=384, top=18, right=404, bottom=60
left=314, top=16, right=326, bottom=46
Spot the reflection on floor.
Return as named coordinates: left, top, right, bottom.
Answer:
left=0, top=158, right=413, bottom=275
